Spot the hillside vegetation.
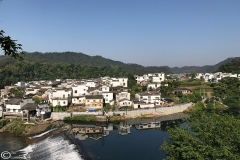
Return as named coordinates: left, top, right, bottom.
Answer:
left=215, top=58, right=240, bottom=74
left=168, top=57, right=239, bottom=73
left=0, top=52, right=170, bottom=74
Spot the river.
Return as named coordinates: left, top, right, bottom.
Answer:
left=0, top=113, right=190, bottom=160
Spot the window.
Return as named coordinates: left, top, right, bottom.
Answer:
left=75, top=90, right=77, bottom=93
left=99, top=100, right=101, bottom=102
left=63, top=101, right=66, bottom=104
left=93, top=100, right=96, bottom=102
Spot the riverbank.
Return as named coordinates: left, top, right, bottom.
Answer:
left=0, top=103, right=194, bottom=137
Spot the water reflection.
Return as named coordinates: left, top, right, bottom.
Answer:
left=69, top=113, right=190, bottom=141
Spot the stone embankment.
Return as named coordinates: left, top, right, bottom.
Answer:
left=50, top=102, right=193, bottom=120
left=112, top=102, right=193, bottom=118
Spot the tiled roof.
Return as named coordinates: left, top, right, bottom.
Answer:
left=5, top=98, right=22, bottom=105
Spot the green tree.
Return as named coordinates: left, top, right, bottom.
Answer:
left=9, top=87, right=24, bottom=98
left=0, top=30, right=24, bottom=60
left=34, top=97, right=42, bottom=104
left=161, top=111, right=240, bottom=159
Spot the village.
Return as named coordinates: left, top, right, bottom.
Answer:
left=0, top=71, right=239, bottom=121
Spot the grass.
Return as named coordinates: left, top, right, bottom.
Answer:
left=63, top=115, right=97, bottom=122
left=0, top=118, right=34, bottom=136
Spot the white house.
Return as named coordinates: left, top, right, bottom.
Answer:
left=135, top=121, right=161, bottom=130
left=5, top=97, right=34, bottom=113
left=102, top=92, right=114, bottom=104
left=49, top=88, right=71, bottom=106
left=147, top=83, right=161, bottom=90
left=109, top=78, right=128, bottom=88
left=135, top=92, right=162, bottom=106
left=116, top=91, right=130, bottom=102
left=72, top=84, right=88, bottom=97
left=25, top=87, right=40, bottom=95
left=118, top=99, right=132, bottom=107
left=0, top=105, right=2, bottom=118
left=36, top=103, right=51, bottom=120
left=85, top=80, right=97, bottom=88
left=150, top=73, right=165, bottom=83
left=52, top=98, right=68, bottom=107
left=72, top=96, right=86, bottom=105
left=101, top=85, right=110, bottom=92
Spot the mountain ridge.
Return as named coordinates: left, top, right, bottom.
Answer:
left=0, top=52, right=239, bottom=74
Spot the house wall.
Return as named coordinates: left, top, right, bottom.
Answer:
left=116, top=92, right=130, bottom=102
left=86, top=81, right=96, bottom=88
left=6, top=104, right=21, bottom=112
left=138, top=94, right=161, bottom=104
left=111, top=80, right=120, bottom=87
left=101, top=86, right=110, bottom=92
left=20, top=98, right=34, bottom=108
left=147, top=83, right=161, bottom=89
left=0, top=106, right=2, bottom=118
left=52, top=99, right=68, bottom=106
left=133, top=103, right=154, bottom=109
left=119, top=100, right=132, bottom=107
left=72, top=85, right=88, bottom=97
left=102, top=92, right=113, bottom=103
left=85, top=99, right=103, bottom=109
left=72, top=97, right=86, bottom=105
left=52, top=90, right=70, bottom=98
left=118, top=78, right=128, bottom=87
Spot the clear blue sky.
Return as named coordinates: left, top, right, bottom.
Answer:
left=0, top=0, right=239, bottom=67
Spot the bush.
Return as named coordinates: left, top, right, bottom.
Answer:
left=63, top=115, right=96, bottom=122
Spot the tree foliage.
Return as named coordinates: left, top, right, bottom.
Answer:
left=0, top=61, right=135, bottom=89
left=216, top=58, right=240, bottom=74
left=161, top=108, right=240, bottom=159
left=0, top=30, right=24, bottom=60
left=211, top=77, right=240, bottom=110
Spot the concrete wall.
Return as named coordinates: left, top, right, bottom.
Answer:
left=109, top=102, right=193, bottom=118
left=51, top=102, right=193, bottom=120
left=51, top=112, right=71, bottom=120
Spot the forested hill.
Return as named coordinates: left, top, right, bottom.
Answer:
left=168, top=57, right=239, bottom=73
left=0, top=52, right=171, bottom=74
left=215, top=57, right=240, bottom=73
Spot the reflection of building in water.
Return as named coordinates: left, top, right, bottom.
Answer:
left=135, top=121, right=161, bottom=130
left=72, top=124, right=113, bottom=141
left=115, top=122, right=132, bottom=135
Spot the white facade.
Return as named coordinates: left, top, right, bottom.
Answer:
left=25, top=88, right=40, bottom=95
left=116, top=92, right=130, bottom=102
left=101, top=85, right=110, bottom=92
left=118, top=99, right=132, bottom=107
left=147, top=83, right=161, bottom=90
left=49, top=88, right=71, bottom=105
left=52, top=99, right=68, bottom=107
left=72, top=85, right=88, bottom=97
left=102, top=92, right=113, bottom=104
left=118, top=78, right=128, bottom=87
left=86, top=81, right=97, bottom=88
left=72, top=96, right=86, bottom=105
left=135, top=93, right=162, bottom=105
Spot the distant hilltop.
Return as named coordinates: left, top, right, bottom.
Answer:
left=0, top=51, right=239, bottom=74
